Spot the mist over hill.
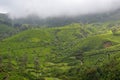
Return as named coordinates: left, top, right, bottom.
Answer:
left=1, top=0, right=120, bottom=18
left=11, top=8, right=120, bottom=27
left=1, top=8, right=120, bottom=27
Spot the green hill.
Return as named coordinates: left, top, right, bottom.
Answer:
left=0, top=23, right=120, bottom=80
left=0, top=13, right=30, bottom=40
left=0, top=13, right=15, bottom=40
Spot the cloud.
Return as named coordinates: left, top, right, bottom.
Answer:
left=0, top=0, right=120, bottom=18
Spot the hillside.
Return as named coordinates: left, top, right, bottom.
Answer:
left=0, top=13, right=15, bottom=40
left=0, top=13, right=31, bottom=40
left=0, top=23, right=120, bottom=80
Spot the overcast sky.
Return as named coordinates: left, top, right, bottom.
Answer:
left=0, top=0, right=120, bottom=18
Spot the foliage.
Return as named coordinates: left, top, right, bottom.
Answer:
left=0, top=22, right=120, bottom=80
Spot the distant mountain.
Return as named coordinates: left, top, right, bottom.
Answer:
left=0, top=13, right=12, bottom=25
left=0, top=13, right=28, bottom=40
left=12, top=9, right=120, bottom=27
left=1, top=9, right=120, bottom=27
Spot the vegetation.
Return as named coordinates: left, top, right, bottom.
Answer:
left=0, top=21, right=120, bottom=80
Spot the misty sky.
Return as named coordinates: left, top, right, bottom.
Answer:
left=0, top=0, right=120, bottom=18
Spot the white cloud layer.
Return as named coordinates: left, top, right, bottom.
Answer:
left=0, top=0, right=120, bottom=18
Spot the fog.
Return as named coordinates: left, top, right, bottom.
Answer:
left=0, top=0, right=120, bottom=18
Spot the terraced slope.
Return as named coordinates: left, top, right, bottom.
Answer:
left=0, top=24, right=120, bottom=80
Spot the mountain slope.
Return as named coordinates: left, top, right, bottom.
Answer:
left=0, top=23, right=120, bottom=80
